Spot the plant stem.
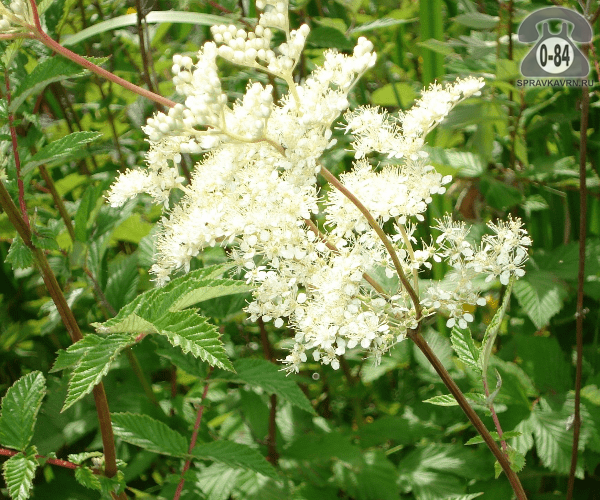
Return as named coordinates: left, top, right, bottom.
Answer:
left=0, top=181, right=123, bottom=496
left=319, top=165, right=422, bottom=319
left=258, top=318, right=280, bottom=465
left=38, top=164, right=76, bottom=241
left=4, top=69, right=30, bottom=229
left=566, top=42, right=590, bottom=500
left=26, top=0, right=175, bottom=109
left=173, top=369, right=212, bottom=500
left=408, top=329, right=527, bottom=499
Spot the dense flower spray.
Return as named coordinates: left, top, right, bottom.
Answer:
left=107, top=0, right=530, bottom=373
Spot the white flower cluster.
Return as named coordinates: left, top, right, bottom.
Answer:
left=107, top=0, right=530, bottom=373
left=0, top=0, right=32, bottom=32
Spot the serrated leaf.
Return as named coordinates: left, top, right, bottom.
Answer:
left=450, top=327, right=480, bottom=372
left=480, top=279, right=513, bottom=373
left=0, top=372, right=46, bottom=450
left=74, top=466, right=102, bottom=491
left=11, top=57, right=87, bottom=112
left=93, top=264, right=246, bottom=371
left=25, top=132, right=102, bottom=173
left=423, top=394, right=459, bottom=406
left=111, top=413, right=188, bottom=456
left=192, top=440, right=277, bottom=479
left=155, top=311, right=233, bottom=371
left=194, top=463, right=242, bottom=500
left=513, top=270, right=568, bottom=329
left=62, top=334, right=133, bottom=411
left=228, top=359, right=314, bottom=414
left=5, top=235, right=33, bottom=270
left=531, top=398, right=582, bottom=476
left=2, top=448, right=38, bottom=500
left=51, top=334, right=104, bottom=372
left=105, top=254, right=139, bottom=312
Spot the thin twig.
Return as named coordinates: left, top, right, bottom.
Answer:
left=4, top=68, right=30, bottom=229
left=173, top=369, right=213, bottom=500
left=258, top=318, right=280, bottom=465
left=566, top=42, right=590, bottom=500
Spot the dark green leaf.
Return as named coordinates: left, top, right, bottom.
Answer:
left=5, top=235, right=33, bottom=270
left=192, top=440, right=278, bottom=479
left=111, top=413, right=188, bottom=456
left=25, top=132, right=103, bottom=173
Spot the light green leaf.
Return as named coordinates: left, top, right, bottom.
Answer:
left=25, top=132, right=102, bottom=173
left=11, top=58, right=88, bottom=112
left=465, top=431, right=523, bottom=445
left=450, top=327, right=480, bottom=372
left=229, top=359, right=315, bottom=414
left=531, top=398, right=582, bottom=477
left=155, top=311, right=234, bottom=371
left=5, top=235, right=33, bottom=270
left=480, top=279, right=513, bottom=373
left=94, top=264, right=247, bottom=371
left=0, top=372, right=46, bottom=451
left=194, top=463, right=242, bottom=500
left=51, top=334, right=104, bottom=373
left=453, top=12, right=499, bottom=29
left=371, top=82, right=417, bottom=108
left=349, top=17, right=416, bottom=33
left=74, top=466, right=102, bottom=491
left=62, top=11, right=230, bottom=46
left=2, top=448, right=38, bottom=500
left=62, top=334, right=133, bottom=411
left=105, top=254, right=140, bottom=312
left=513, top=270, right=568, bottom=329
left=423, top=394, right=459, bottom=406
left=193, top=440, right=278, bottom=479
left=111, top=413, right=188, bottom=456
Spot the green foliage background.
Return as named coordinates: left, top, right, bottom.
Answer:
left=1, top=0, right=599, bottom=499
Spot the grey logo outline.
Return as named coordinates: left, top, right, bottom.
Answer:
left=518, top=7, right=592, bottom=78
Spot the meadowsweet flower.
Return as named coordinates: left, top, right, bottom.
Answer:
left=106, top=0, right=528, bottom=374
left=0, top=0, right=33, bottom=32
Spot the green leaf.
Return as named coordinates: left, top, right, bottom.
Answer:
left=5, top=235, right=33, bottom=270
left=105, top=254, right=139, bottom=312
left=480, top=278, right=513, bottom=374
left=530, top=398, right=581, bottom=476
left=453, top=12, right=499, bottom=29
left=94, top=264, right=249, bottom=371
left=31, top=226, right=59, bottom=251
left=74, top=466, right=102, bottom=491
left=0, top=372, right=46, bottom=450
left=2, top=448, right=38, bottom=500
left=50, top=334, right=104, bottom=372
left=194, top=463, right=242, bottom=500
left=479, top=177, right=523, bottom=211
left=423, top=394, right=459, bottom=406
left=111, top=413, right=189, bottom=456
left=25, top=132, right=102, bottom=173
left=11, top=57, right=90, bottom=112
left=193, top=441, right=278, bottom=479
left=513, top=270, right=568, bottom=329
left=348, top=17, right=416, bottom=33
left=61, top=11, right=230, bottom=46
left=450, top=327, right=480, bottom=372
left=155, top=311, right=234, bottom=371
left=228, top=359, right=315, bottom=414
left=74, top=183, right=104, bottom=242
left=333, top=450, right=399, bottom=500
left=371, top=83, right=417, bottom=108
left=464, top=430, right=522, bottom=445
left=307, top=26, right=354, bottom=50
left=62, top=334, right=133, bottom=411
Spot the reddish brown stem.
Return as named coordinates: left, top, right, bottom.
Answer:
left=173, top=369, right=212, bottom=500
left=4, top=69, right=30, bottom=229
left=26, top=0, right=175, bottom=109
left=566, top=42, right=590, bottom=500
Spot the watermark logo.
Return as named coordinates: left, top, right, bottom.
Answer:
left=516, top=7, right=593, bottom=87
